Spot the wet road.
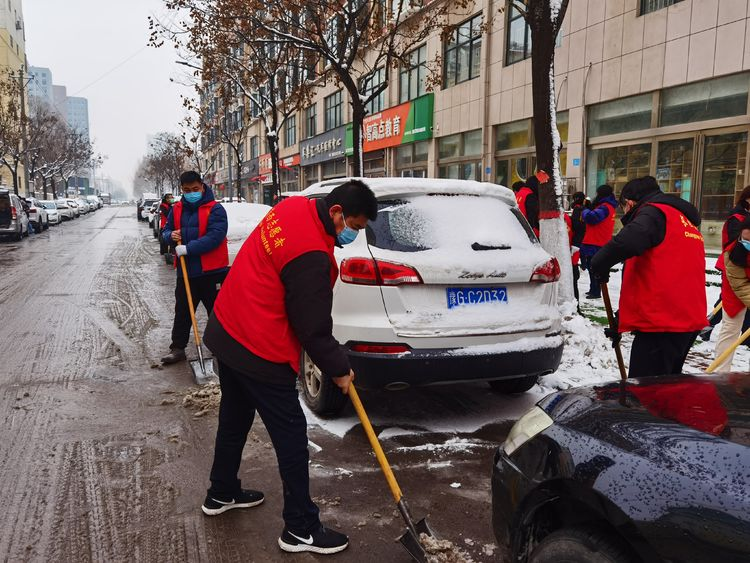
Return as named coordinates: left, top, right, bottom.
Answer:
left=0, top=207, right=537, bottom=562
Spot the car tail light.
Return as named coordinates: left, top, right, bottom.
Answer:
left=340, top=258, right=422, bottom=286
left=350, top=343, right=411, bottom=354
left=530, top=258, right=561, bottom=283
left=11, top=207, right=17, bottom=220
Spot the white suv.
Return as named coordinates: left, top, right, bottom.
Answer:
left=295, top=178, right=564, bottom=415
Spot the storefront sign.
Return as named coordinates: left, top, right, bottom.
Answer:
left=300, top=125, right=348, bottom=166
left=359, top=93, right=434, bottom=152
left=258, top=154, right=300, bottom=176
left=240, top=157, right=259, bottom=181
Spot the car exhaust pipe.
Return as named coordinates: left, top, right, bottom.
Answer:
left=385, top=382, right=410, bottom=391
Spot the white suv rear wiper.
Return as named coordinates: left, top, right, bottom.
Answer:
left=471, top=242, right=511, bottom=251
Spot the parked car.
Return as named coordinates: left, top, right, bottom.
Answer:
left=491, top=373, right=750, bottom=563
left=76, top=198, right=90, bottom=214
left=0, top=188, right=30, bottom=240
left=147, top=201, right=159, bottom=229
left=55, top=199, right=75, bottom=221
left=138, top=193, right=159, bottom=221
left=40, top=200, right=61, bottom=225
left=86, top=195, right=102, bottom=209
left=66, top=199, right=80, bottom=218
left=286, top=178, right=563, bottom=415
left=24, top=197, right=49, bottom=231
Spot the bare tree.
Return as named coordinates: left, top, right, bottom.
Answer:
left=0, top=71, right=28, bottom=194
left=513, top=0, right=573, bottom=303
left=140, top=132, right=192, bottom=196
left=26, top=101, right=66, bottom=199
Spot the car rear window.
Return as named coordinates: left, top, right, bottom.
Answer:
left=365, top=195, right=536, bottom=252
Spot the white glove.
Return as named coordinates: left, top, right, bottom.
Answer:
left=571, top=246, right=580, bottom=254
left=175, top=245, right=188, bottom=257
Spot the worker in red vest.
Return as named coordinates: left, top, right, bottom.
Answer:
left=160, top=171, right=229, bottom=364
left=201, top=180, right=378, bottom=555
left=715, top=214, right=750, bottom=370
left=514, top=176, right=540, bottom=237
left=702, top=186, right=750, bottom=342
left=158, top=193, right=174, bottom=263
left=580, top=184, right=617, bottom=299
left=591, top=176, right=706, bottom=378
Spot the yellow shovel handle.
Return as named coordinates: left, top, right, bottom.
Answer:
left=707, top=325, right=750, bottom=373
left=348, top=384, right=403, bottom=504
left=179, top=254, right=202, bottom=347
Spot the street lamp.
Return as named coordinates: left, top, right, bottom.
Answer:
left=175, top=60, right=203, bottom=71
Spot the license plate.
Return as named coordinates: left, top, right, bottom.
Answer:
left=446, top=287, right=508, bottom=309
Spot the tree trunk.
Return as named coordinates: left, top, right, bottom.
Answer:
left=11, top=168, right=18, bottom=195
left=235, top=152, right=242, bottom=202
left=529, top=2, right=574, bottom=306
left=351, top=102, right=365, bottom=177
left=42, top=177, right=48, bottom=200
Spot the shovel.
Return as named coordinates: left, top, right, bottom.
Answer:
left=707, top=325, right=750, bottom=373
left=179, top=254, right=218, bottom=385
left=601, top=282, right=627, bottom=381
left=348, top=384, right=435, bottom=563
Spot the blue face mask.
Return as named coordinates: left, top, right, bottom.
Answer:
left=741, top=239, right=750, bottom=251
left=183, top=191, right=202, bottom=203
left=337, top=224, right=358, bottom=245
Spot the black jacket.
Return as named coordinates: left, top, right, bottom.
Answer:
left=204, top=198, right=350, bottom=384
left=524, top=191, right=539, bottom=232
left=724, top=204, right=750, bottom=250
left=571, top=204, right=586, bottom=247
left=590, top=192, right=701, bottom=277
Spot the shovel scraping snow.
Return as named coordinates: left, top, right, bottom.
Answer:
left=348, top=384, right=436, bottom=563
left=179, top=255, right=218, bottom=385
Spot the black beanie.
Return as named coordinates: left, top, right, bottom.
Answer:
left=525, top=176, right=539, bottom=192
left=621, top=176, right=660, bottom=202
left=596, top=184, right=614, bottom=199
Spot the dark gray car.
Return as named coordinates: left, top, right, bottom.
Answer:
left=0, top=189, right=30, bottom=240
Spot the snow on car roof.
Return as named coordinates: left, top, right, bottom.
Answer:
left=300, top=177, right=516, bottom=207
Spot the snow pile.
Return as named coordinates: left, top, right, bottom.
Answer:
left=448, top=334, right=563, bottom=356
left=182, top=383, right=221, bottom=417
left=223, top=202, right=272, bottom=257
left=420, top=534, right=474, bottom=563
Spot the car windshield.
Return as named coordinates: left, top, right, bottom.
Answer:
left=366, top=195, right=535, bottom=252
left=41, top=202, right=57, bottom=209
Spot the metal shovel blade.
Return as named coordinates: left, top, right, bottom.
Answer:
left=398, top=518, right=435, bottom=563
left=190, top=357, right=218, bottom=386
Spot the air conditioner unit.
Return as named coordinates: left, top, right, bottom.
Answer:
left=15, top=20, right=22, bottom=30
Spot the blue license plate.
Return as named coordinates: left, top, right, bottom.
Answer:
left=446, top=287, right=508, bottom=309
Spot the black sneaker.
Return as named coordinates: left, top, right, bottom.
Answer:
left=585, top=292, right=601, bottom=299
left=201, top=489, right=264, bottom=516
left=278, top=525, right=349, bottom=555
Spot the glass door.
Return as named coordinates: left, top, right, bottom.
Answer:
left=656, top=138, right=694, bottom=201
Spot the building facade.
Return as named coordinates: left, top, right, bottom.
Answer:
left=202, top=0, right=750, bottom=246
left=66, top=95, right=89, bottom=139
left=0, top=0, right=27, bottom=194
left=28, top=65, right=52, bottom=106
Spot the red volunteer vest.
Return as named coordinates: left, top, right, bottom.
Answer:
left=213, top=198, right=338, bottom=372
left=173, top=200, right=229, bottom=272
left=159, top=202, right=170, bottom=230
left=516, top=187, right=540, bottom=237
left=582, top=202, right=616, bottom=247
left=619, top=203, right=707, bottom=333
left=715, top=212, right=746, bottom=272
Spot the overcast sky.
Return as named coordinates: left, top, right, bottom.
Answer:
left=24, top=0, right=192, bottom=196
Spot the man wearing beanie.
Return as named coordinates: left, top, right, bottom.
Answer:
left=591, top=176, right=706, bottom=378
left=580, top=184, right=617, bottom=299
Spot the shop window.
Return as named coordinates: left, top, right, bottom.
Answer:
left=660, top=74, right=749, bottom=127
left=586, top=143, right=652, bottom=197
left=396, top=141, right=429, bottom=167
left=496, top=119, right=532, bottom=151
left=443, top=14, right=482, bottom=88
left=438, top=134, right=461, bottom=159
left=700, top=132, right=748, bottom=220
left=324, top=90, right=343, bottom=131
left=322, top=158, right=346, bottom=179
left=438, top=129, right=481, bottom=159
left=361, top=67, right=385, bottom=115
left=656, top=138, right=693, bottom=201
left=250, top=136, right=259, bottom=159
left=495, top=156, right=535, bottom=187
left=400, top=45, right=427, bottom=103
left=439, top=162, right=481, bottom=181
left=305, top=104, right=317, bottom=139
left=640, top=0, right=683, bottom=15
left=588, top=94, right=653, bottom=138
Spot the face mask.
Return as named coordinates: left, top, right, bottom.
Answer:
left=740, top=239, right=750, bottom=252
left=183, top=192, right=201, bottom=203
left=337, top=224, right=358, bottom=245
left=166, top=198, right=174, bottom=205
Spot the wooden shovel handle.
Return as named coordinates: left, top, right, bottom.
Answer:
left=601, top=282, right=627, bottom=381
left=348, top=384, right=403, bottom=504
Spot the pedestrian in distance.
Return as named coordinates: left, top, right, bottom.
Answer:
left=591, top=176, right=707, bottom=378
left=714, top=214, right=750, bottom=370
left=160, top=171, right=229, bottom=365
left=514, top=176, right=540, bottom=237
left=580, top=184, right=617, bottom=299
left=201, top=179, right=378, bottom=555
left=158, top=193, right=175, bottom=264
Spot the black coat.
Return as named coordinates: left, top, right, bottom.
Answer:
left=590, top=192, right=701, bottom=278
left=571, top=204, right=586, bottom=247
